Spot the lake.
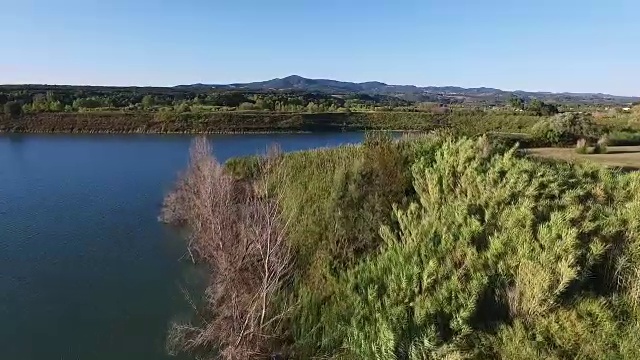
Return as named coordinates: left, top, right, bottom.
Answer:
left=0, top=133, right=366, bottom=360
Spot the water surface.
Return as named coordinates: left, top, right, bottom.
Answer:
left=0, top=133, right=365, bottom=360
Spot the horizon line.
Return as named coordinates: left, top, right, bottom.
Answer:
left=0, top=76, right=638, bottom=99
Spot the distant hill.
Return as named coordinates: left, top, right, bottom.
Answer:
left=178, top=75, right=639, bottom=105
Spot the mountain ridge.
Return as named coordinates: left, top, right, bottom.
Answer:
left=179, top=75, right=638, bottom=105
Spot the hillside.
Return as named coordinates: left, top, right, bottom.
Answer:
left=184, top=75, right=639, bottom=105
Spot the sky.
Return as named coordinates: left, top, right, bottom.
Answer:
left=1, top=0, right=638, bottom=95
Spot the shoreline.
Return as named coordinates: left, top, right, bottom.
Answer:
left=0, top=111, right=542, bottom=135
left=0, top=128, right=419, bottom=135
left=165, top=134, right=640, bottom=358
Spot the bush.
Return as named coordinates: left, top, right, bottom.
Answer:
left=527, top=99, right=559, bottom=116
left=531, top=112, right=599, bottom=145
left=287, top=137, right=640, bottom=359
left=163, top=138, right=292, bottom=359
left=225, top=156, right=261, bottom=180
left=593, top=135, right=608, bottom=154
left=176, top=103, right=191, bottom=113
left=607, top=131, right=640, bottom=146
left=328, top=132, right=413, bottom=264
left=73, top=98, right=103, bottom=109
left=141, top=95, right=156, bottom=109
left=576, top=138, right=589, bottom=153
left=167, top=134, right=640, bottom=359
left=154, top=110, right=178, bottom=122
left=4, top=101, right=22, bottom=118
left=238, top=102, right=257, bottom=111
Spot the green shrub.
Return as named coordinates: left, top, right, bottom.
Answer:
left=283, top=136, right=640, bottom=359
left=593, top=135, right=609, bottom=154
left=576, top=138, right=589, bottom=153
left=225, top=156, right=261, bottom=180
left=238, top=102, right=257, bottom=111
left=248, top=133, right=416, bottom=283
left=329, top=132, right=413, bottom=264
left=179, top=134, right=640, bottom=359
left=526, top=99, right=559, bottom=116
left=531, top=112, right=599, bottom=145
left=155, top=110, right=179, bottom=122
left=4, top=101, right=22, bottom=118
left=607, top=131, right=640, bottom=146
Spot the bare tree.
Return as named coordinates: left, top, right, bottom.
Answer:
left=164, top=138, right=293, bottom=359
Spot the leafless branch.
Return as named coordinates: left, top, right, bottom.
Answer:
left=164, top=138, right=293, bottom=359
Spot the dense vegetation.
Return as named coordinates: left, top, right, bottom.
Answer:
left=0, top=85, right=419, bottom=113
left=0, top=111, right=548, bottom=135
left=164, top=132, right=640, bottom=359
left=0, top=85, right=619, bottom=115
left=2, top=81, right=635, bottom=116
left=1, top=84, right=638, bottom=138
left=2, top=103, right=640, bottom=147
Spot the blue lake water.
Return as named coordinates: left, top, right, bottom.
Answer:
left=0, top=133, right=366, bottom=360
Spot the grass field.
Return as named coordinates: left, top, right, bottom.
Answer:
left=528, top=145, right=640, bottom=170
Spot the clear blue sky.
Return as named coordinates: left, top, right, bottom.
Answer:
left=1, top=0, right=638, bottom=95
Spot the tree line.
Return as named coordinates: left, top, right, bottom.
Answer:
left=0, top=86, right=417, bottom=115
left=509, top=95, right=559, bottom=116
left=0, top=85, right=584, bottom=118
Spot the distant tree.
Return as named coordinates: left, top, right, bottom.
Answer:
left=532, top=112, right=598, bottom=144
left=73, top=98, right=103, bottom=109
left=45, top=91, right=59, bottom=102
left=31, top=93, right=49, bottom=112
left=104, top=97, right=117, bottom=108
left=254, top=99, right=272, bottom=110
left=238, top=102, right=256, bottom=111
left=527, top=99, right=559, bottom=116
left=306, top=102, right=319, bottom=112
left=4, top=101, right=23, bottom=118
left=508, top=95, right=525, bottom=110
left=192, top=96, right=203, bottom=105
left=49, top=101, right=65, bottom=112
left=527, top=99, right=543, bottom=113
left=176, top=102, right=191, bottom=113
left=540, top=102, right=559, bottom=116
left=141, top=95, right=156, bottom=109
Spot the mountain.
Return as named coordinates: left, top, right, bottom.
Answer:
left=218, top=75, right=420, bottom=94
left=179, top=75, right=639, bottom=105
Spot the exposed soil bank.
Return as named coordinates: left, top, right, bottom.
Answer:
left=0, top=111, right=540, bottom=134
left=0, top=112, right=420, bottom=134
